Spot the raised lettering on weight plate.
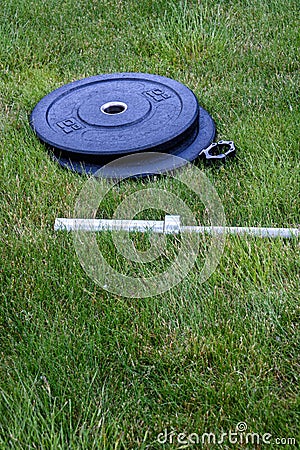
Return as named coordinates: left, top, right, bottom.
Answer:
left=144, top=89, right=172, bottom=102
left=57, top=118, right=84, bottom=134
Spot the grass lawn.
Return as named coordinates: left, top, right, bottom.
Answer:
left=0, top=0, right=299, bottom=448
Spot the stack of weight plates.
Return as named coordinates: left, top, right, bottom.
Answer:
left=30, top=72, right=216, bottom=178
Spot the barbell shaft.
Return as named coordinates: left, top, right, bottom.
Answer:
left=54, top=216, right=299, bottom=238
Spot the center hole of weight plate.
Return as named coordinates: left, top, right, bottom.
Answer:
left=100, top=101, right=128, bottom=115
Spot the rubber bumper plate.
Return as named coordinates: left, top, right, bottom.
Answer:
left=30, top=72, right=216, bottom=178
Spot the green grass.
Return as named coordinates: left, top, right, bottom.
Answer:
left=0, top=0, right=299, bottom=448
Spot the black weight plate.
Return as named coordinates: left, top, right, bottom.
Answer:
left=51, top=106, right=215, bottom=178
left=30, top=72, right=199, bottom=157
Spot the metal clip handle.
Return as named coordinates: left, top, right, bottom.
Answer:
left=200, top=140, right=236, bottom=163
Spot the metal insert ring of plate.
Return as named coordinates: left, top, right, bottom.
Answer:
left=30, top=72, right=216, bottom=177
